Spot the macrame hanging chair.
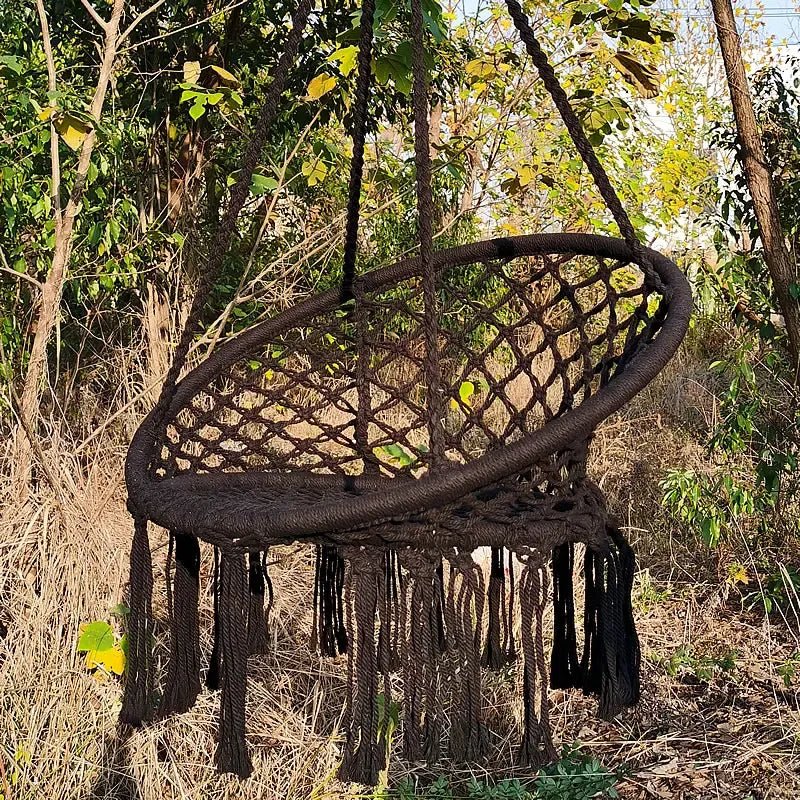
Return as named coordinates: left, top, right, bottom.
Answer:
left=121, top=0, right=691, bottom=786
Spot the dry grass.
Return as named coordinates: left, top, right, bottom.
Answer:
left=1, top=338, right=799, bottom=800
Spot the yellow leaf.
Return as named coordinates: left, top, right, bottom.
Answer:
left=610, top=51, right=661, bottom=99
left=465, top=58, right=495, bottom=79
left=38, top=106, right=55, bottom=122
left=301, top=158, right=328, bottom=186
left=304, top=72, right=337, bottom=101
left=727, top=563, right=750, bottom=586
left=54, top=113, right=92, bottom=151
left=211, top=64, right=238, bottom=85
left=84, top=643, right=125, bottom=675
left=102, top=645, right=126, bottom=675
left=517, top=164, right=535, bottom=187
left=183, top=60, right=201, bottom=84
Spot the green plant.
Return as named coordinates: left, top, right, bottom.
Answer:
left=387, top=747, right=620, bottom=799
left=633, top=569, right=671, bottom=613
left=745, top=563, right=800, bottom=615
left=657, top=645, right=738, bottom=682
left=76, top=606, right=128, bottom=677
left=777, top=652, right=800, bottom=687
left=534, top=746, right=621, bottom=800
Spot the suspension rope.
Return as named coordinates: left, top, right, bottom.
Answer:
left=410, top=0, right=446, bottom=466
left=149, top=0, right=314, bottom=437
left=340, top=0, right=377, bottom=303
left=504, top=0, right=664, bottom=292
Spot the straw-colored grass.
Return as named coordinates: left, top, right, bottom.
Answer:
left=2, top=337, right=799, bottom=800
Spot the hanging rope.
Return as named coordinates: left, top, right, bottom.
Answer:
left=340, top=0, right=377, bottom=302
left=410, top=0, right=446, bottom=466
left=148, top=0, right=314, bottom=437
left=504, top=0, right=665, bottom=295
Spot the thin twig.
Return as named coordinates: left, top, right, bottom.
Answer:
left=34, top=0, right=62, bottom=227
left=117, top=0, right=168, bottom=45
left=80, top=0, right=108, bottom=31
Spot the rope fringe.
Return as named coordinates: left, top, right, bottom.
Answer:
left=550, top=542, right=582, bottom=690
left=159, top=532, right=202, bottom=717
left=313, top=545, right=348, bottom=657
left=120, top=514, right=154, bottom=726
left=339, top=551, right=385, bottom=786
left=214, top=550, right=252, bottom=778
left=400, top=551, right=441, bottom=764
left=247, top=550, right=271, bottom=655
left=206, top=546, right=222, bottom=690
left=446, top=553, right=488, bottom=762
left=518, top=556, right=556, bottom=766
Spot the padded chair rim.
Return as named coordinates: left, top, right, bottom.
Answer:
left=126, top=233, right=692, bottom=543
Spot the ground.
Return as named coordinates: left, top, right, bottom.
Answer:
left=1, top=350, right=798, bottom=800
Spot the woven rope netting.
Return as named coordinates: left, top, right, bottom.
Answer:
left=119, top=0, right=692, bottom=786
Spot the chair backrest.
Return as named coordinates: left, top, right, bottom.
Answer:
left=156, top=234, right=664, bottom=481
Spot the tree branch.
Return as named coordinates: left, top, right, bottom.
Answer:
left=35, top=0, right=62, bottom=228
left=80, top=0, right=109, bottom=31
left=0, top=265, right=43, bottom=291
left=118, top=0, right=169, bottom=45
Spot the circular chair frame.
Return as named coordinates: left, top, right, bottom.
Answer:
left=127, top=233, right=691, bottom=546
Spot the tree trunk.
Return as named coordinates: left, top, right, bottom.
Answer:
left=711, top=0, right=800, bottom=372
left=14, top=0, right=126, bottom=495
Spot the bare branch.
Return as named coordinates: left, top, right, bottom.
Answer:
left=0, top=266, right=44, bottom=291
left=119, top=0, right=248, bottom=53
left=80, top=0, right=108, bottom=31
left=118, top=0, right=168, bottom=45
left=34, top=0, right=62, bottom=228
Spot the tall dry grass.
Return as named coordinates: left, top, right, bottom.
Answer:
left=2, top=325, right=799, bottom=799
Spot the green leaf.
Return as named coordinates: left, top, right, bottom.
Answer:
left=789, top=282, right=800, bottom=299
left=77, top=620, right=126, bottom=675
left=110, top=602, right=130, bottom=618
left=251, top=173, right=278, bottom=195
left=328, top=46, right=359, bottom=76
left=301, top=158, right=328, bottom=186
left=0, top=54, right=23, bottom=77
left=189, top=101, right=206, bottom=120
left=77, top=621, right=114, bottom=653
left=179, top=90, right=200, bottom=104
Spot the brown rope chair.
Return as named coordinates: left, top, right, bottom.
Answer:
left=120, top=0, right=692, bottom=786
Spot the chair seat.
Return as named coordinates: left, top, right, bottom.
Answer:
left=135, top=468, right=606, bottom=552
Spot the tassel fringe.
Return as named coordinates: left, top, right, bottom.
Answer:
left=550, top=542, right=582, bottom=690
left=339, top=551, right=385, bottom=786
left=247, top=550, right=271, bottom=655
left=158, top=532, right=202, bottom=717
left=214, top=550, right=253, bottom=778
left=120, top=514, right=154, bottom=726
left=313, top=545, right=348, bottom=656
left=121, top=521, right=640, bottom=785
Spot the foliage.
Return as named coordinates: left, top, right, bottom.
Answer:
left=777, top=652, right=800, bottom=687
left=633, top=569, right=671, bottom=613
left=656, top=645, right=738, bottom=682
left=385, top=746, right=621, bottom=799
left=76, top=617, right=127, bottom=676
left=745, top=562, right=800, bottom=616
